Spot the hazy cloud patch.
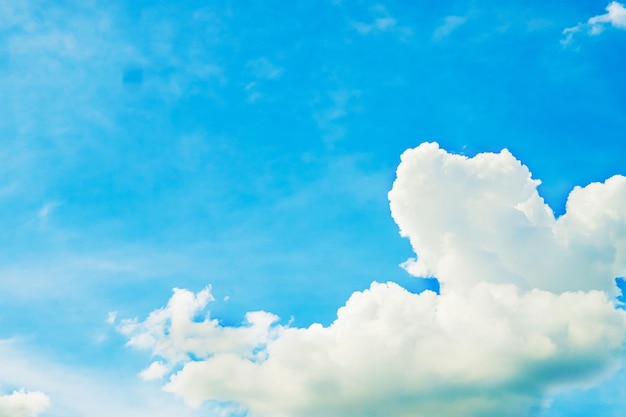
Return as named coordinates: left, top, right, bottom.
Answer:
left=433, top=15, right=468, bottom=40
left=349, top=6, right=412, bottom=40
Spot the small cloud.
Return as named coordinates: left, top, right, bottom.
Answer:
left=139, top=361, right=170, bottom=381
left=106, top=311, right=117, bottom=325
left=0, top=389, right=50, bottom=417
left=432, top=15, right=467, bottom=41
left=562, top=1, right=626, bottom=45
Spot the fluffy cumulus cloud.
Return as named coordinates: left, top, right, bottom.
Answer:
left=562, top=1, right=626, bottom=44
left=0, top=389, right=50, bottom=417
left=389, top=142, right=626, bottom=295
left=120, top=143, right=626, bottom=417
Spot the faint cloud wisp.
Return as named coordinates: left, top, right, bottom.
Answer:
left=562, top=1, right=626, bottom=45
left=350, top=6, right=412, bottom=40
left=432, top=15, right=467, bottom=41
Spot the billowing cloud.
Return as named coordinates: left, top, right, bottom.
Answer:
left=0, top=389, right=50, bottom=417
left=389, top=142, right=626, bottom=295
left=120, top=143, right=626, bottom=417
left=562, top=1, right=626, bottom=44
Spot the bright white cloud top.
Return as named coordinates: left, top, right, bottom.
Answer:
left=390, top=142, right=626, bottom=295
left=120, top=143, right=626, bottom=417
left=0, top=389, right=50, bottom=417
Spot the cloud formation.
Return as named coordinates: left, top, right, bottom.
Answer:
left=119, top=286, right=281, bottom=369
left=120, top=143, right=626, bottom=417
left=389, top=142, right=626, bottom=295
left=562, top=1, right=626, bottom=44
left=0, top=389, right=50, bottom=417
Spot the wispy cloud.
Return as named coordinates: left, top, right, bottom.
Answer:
left=246, top=57, right=283, bottom=80
left=244, top=57, right=283, bottom=103
left=139, top=361, right=170, bottom=381
left=313, top=89, right=361, bottom=145
left=562, top=1, right=626, bottom=45
left=106, top=311, right=117, bottom=325
left=433, top=15, right=468, bottom=40
left=37, top=201, right=60, bottom=221
left=352, top=16, right=397, bottom=34
left=350, top=6, right=412, bottom=40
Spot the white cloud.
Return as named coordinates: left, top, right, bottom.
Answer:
left=562, top=1, right=626, bottom=44
left=124, top=282, right=626, bottom=417
left=389, top=142, right=626, bottom=295
left=119, top=286, right=282, bottom=364
left=433, top=15, right=468, bottom=41
left=119, top=143, right=626, bottom=417
left=0, top=389, right=50, bottom=417
left=139, top=361, right=170, bottom=381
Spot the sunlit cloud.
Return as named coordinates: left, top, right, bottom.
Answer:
left=0, top=389, right=50, bottom=417
left=119, top=143, right=626, bottom=417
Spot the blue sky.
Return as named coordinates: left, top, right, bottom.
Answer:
left=1, top=1, right=626, bottom=416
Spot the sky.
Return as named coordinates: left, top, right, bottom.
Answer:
left=1, top=1, right=626, bottom=416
